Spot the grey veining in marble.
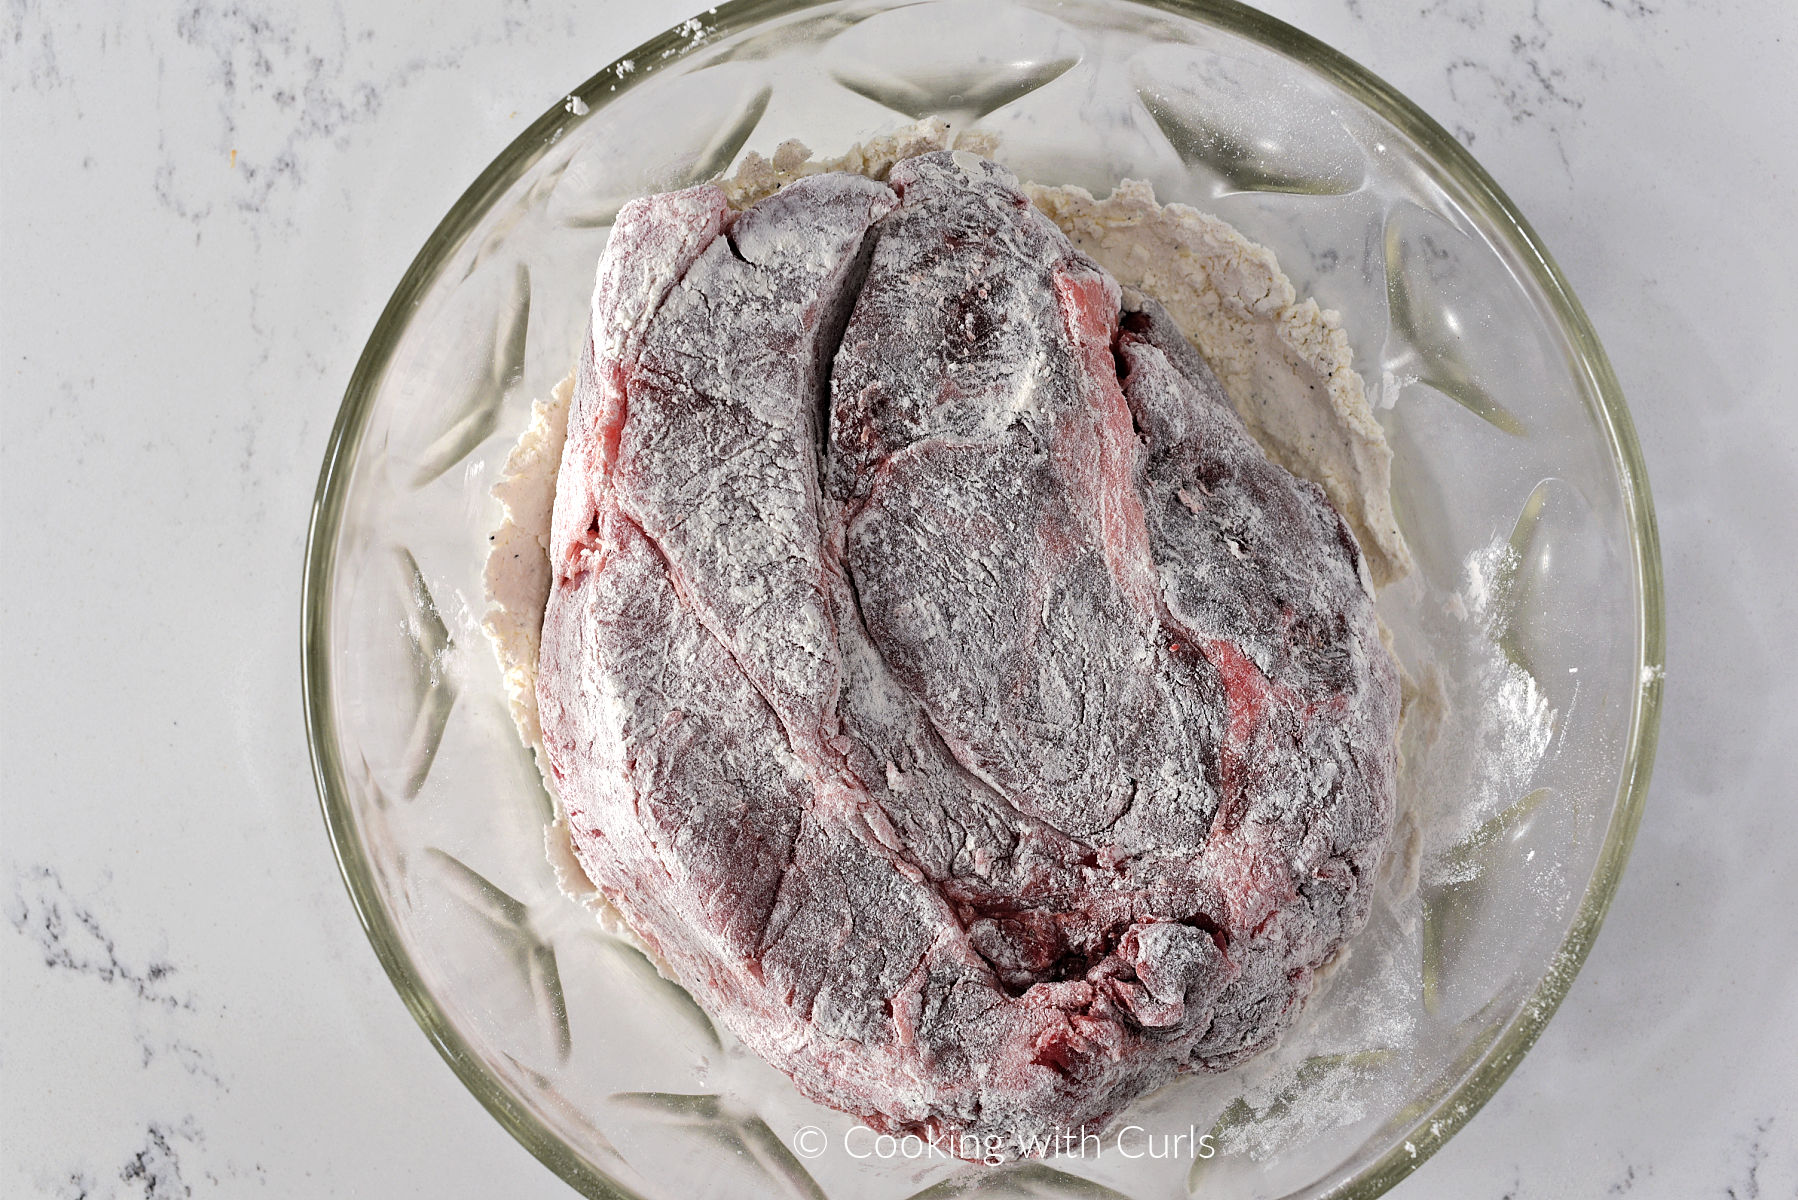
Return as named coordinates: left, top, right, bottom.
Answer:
left=3, top=0, right=1795, bottom=1197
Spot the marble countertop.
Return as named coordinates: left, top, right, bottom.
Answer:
left=4, top=0, right=1794, bottom=1196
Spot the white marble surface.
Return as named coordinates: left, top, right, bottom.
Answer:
left=3, top=0, right=1794, bottom=1196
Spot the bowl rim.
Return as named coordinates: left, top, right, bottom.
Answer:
left=301, top=1, right=1666, bottom=1195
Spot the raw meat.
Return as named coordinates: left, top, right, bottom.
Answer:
left=538, top=152, right=1400, bottom=1159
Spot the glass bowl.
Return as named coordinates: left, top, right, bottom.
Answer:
left=302, top=1, right=1664, bottom=1196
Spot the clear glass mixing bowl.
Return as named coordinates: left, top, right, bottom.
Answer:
left=302, top=2, right=1664, bottom=1196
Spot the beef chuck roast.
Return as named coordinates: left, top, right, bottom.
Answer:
left=537, top=151, right=1400, bottom=1158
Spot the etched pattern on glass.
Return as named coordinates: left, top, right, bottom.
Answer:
left=409, top=261, right=531, bottom=487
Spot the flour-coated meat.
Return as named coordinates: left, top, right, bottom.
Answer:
left=538, top=152, right=1400, bottom=1159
